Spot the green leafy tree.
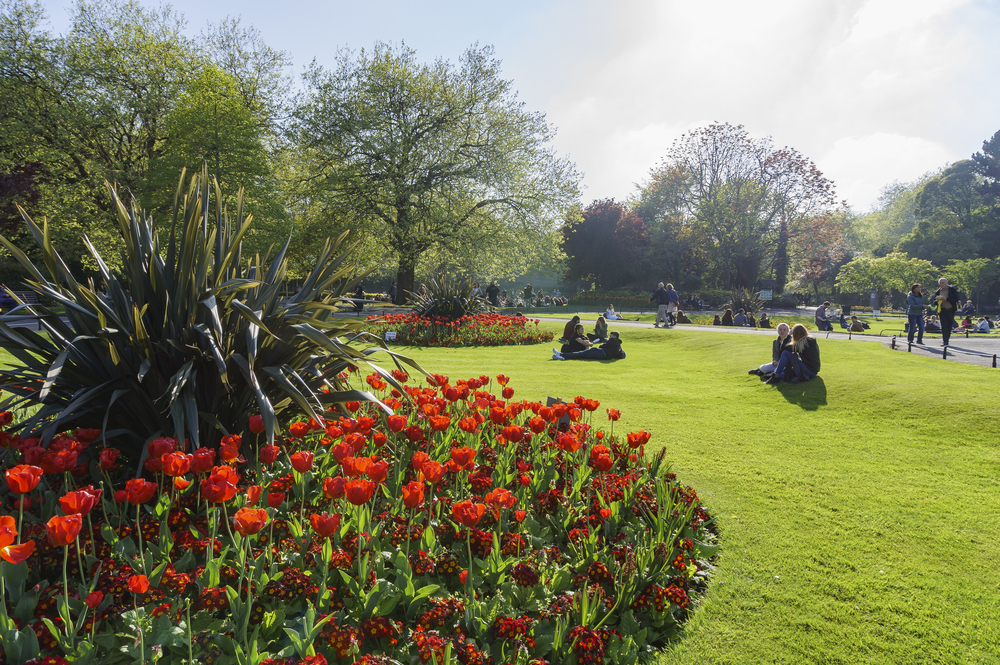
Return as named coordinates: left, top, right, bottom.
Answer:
left=289, top=42, right=581, bottom=298
left=944, top=258, right=998, bottom=307
left=836, top=252, right=937, bottom=300
left=846, top=176, right=932, bottom=257
left=655, top=123, right=838, bottom=289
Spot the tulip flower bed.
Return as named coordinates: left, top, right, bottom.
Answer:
left=364, top=313, right=554, bottom=347
left=0, top=373, right=715, bottom=665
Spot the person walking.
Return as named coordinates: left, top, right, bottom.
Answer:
left=665, top=283, right=679, bottom=325
left=389, top=281, right=397, bottom=304
left=932, top=278, right=960, bottom=347
left=650, top=282, right=671, bottom=328
left=906, top=283, right=926, bottom=345
left=486, top=282, right=500, bottom=307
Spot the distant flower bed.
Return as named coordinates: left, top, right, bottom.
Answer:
left=365, top=313, right=553, bottom=347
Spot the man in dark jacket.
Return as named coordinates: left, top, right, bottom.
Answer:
left=933, top=278, right=960, bottom=347
left=552, top=332, right=625, bottom=360
left=650, top=282, right=671, bottom=328
left=486, top=282, right=500, bottom=307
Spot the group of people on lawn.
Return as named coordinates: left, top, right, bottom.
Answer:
left=552, top=315, right=624, bottom=361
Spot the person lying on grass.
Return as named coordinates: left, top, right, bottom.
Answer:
left=764, top=323, right=820, bottom=385
left=748, top=323, right=790, bottom=377
left=552, top=331, right=625, bottom=361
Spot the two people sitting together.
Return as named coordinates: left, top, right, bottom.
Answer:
left=747, top=322, right=820, bottom=385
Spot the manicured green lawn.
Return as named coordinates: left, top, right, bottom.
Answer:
left=388, top=324, right=1000, bottom=664
left=2, top=325, right=997, bottom=663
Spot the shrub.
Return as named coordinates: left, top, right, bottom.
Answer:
left=365, top=312, right=554, bottom=347
left=408, top=276, right=490, bottom=318
left=0, top=373, right=715, bottom=665
left=0, top=167, right=418, bottom=469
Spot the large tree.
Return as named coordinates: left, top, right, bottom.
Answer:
left=656, top=123, right=838, bottom=289
left=562, top=199, right=647, bottom=289
left=289, top=43, right=580, bottom=297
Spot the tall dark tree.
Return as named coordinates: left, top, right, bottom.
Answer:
left=972, top=129, right=1000, bottom=202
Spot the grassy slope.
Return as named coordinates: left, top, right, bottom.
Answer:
left=2, top=325, right=997, bottom=662
left=389, top=324, right=1000, bottom=664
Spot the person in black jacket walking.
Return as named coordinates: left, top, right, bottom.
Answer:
left=765, top=324, right=820, bottom=385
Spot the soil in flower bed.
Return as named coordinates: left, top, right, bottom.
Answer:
left=0, top=373, right=716, bottom=665
left=363, top=312, right=554, bottom=347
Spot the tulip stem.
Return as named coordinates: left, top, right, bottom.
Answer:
left=133, top=595, right=145, bottom=662
left=62, top=544, right=74, bottom=649
left=465, top=530, right=474, bottom=613
left=75, top=538, right=86, bottom=587
left=16, top=497, right=23, bottom=545
left=135, top=504, right=146, bottom=575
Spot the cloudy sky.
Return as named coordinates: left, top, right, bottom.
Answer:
left=39, top=0, right=1000, bottom=212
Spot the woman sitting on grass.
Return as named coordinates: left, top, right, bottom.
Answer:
left=721, top=309, right=735, bottom=326
left=712, top=315, right=722, bottom=326
left=561, top=316, right=581, bottom=341
left=675, top=310, right=692, bottom=324
left=748, top=323, right=790, bottom=377
left=561, top=324, right=592, bottom=354
left=589, top=316, right=609, bottom=342
left=765, top=323, right=820, bottom=385
left=605, top=304, right=620, bottom=320
left=553, top=331, right=625, bottom=361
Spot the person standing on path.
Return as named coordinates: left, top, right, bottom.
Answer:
left=486, top=282, right=500, bottom=307
left=906, top=283, right=926, bottom=345
left=665, top=283, right=679, bottom=325
left=933, top=278, right=960, bottom=347
left=650, top=282, right=671, bottom=328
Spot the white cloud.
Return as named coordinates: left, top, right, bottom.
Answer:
left=818, top=133, right=955, bottom=211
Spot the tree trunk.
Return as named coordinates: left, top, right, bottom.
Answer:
left=396, top=259, right=416, bottom=304
left=774, top=220, right=789, bottom=292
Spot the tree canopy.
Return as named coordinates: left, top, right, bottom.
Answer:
left=289, top=42, right=581, bottom=297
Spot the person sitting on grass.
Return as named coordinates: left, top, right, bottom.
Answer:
left=605, top=304, right=620, bottom=320
left=561, top=316, right=581, bottom=342
left=589, top=316, right=609, bottom=342
left=675, top=310, right=693, bottom=324
left=839, top=312, right=851, bottom=329
left=561, top=324, right=592, bottom=354
left=976, top=317, right=990, bottom=333
left=721, top=309, right=735, bottom=326
left=759, top=312, right=771, bottom=328
left=734, top=309, right=749, bottom=326
left=746, top=311, right=757, bottom=327
left=764, top=323, right=820, bottom=385
left=553, top=331, right=625, bottom=361
left=712, top=314, right=722, bottom=326
left=925, top=315, right=941, bottom=333
left=956, top=315, right=974, bottom=332
left=849, top=316, right=865, bottom=332
left=749, top=322, right=790, bottom=377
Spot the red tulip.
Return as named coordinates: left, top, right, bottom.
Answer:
left=161, top=452, right=193, bottom=477
left=502, top=387, right=514, bottom=400
left=428, top=415, right=450, bottom=432
left=266, top=492, right=285, bottom=508
left=626, top=431, right=651, bottom=449
left=99, top=448, right=120, bottom=470
left=452, top=500, right=487, bottom=527
left=174, top=477, right=192, bottom=491
left=341, top=456, right=371, bottom=478
left=514, top=510, right=527, bottom=522
left=85, top=590, right=103, bottom=609
left=310, top=512, right=342, bottom=538
left=0, top=515, right=17, bottom=546
left=606, top=409, right=621, bottom=421
left=127, top=575, right=149, bottom=594
left=233, top=507, right=268, bottom=535
left=125, top=478, right=157, bottom=505
left=344, top=479, right=375, bottom=505
left=323, top=476, right=346, bottom=500
left=219, top=444, right=240, bottom=463
left=290, top=451, right=314, bottom=473
left=401, top=481, right=424, bottom=509
left=58, top=486, right=102, bottom=515
left=450, top=447, right=476, bottom=471
left=367, top=458, right=389, bottom=483
left=201, top=474, right=237, bottom=503
left=485, top=488, right=517, bottom=510
left=411, top=452, right=429, bottom=472
left=191, top=448, right=216, bottom=473
left=259, top=444, right=279, bottom=465
left=41, top=450, right=78, bottom=474
left=147, top=436, right=176, bottom=460
left=246, top=485, right=262, bottom=506
left=0, top=539, right=34, bottom=565
left=5, top=464, right=43, bottom=494
left=421, top=461, right=448, bottom=484
left=46, top=514, right=83, bottom=546
left=248, top=415, right=265, bottom=434
left=289, top=422, right=310, bottom=439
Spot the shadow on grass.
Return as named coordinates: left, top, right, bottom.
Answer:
left=776, top=376, right=827, bottom=410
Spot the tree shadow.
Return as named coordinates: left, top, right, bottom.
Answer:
left=776, top=376, right=827, bottom=411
